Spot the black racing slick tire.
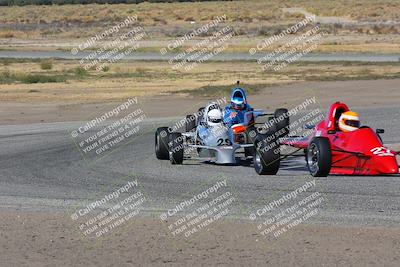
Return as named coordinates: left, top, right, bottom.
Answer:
left=245, top=146, right=254, bottom=158
left=253, top=133, right=280, bottom=175
left=155, top=127, right=170, bottom=160
left=274, top=108, right=289, bottom=138
left=197, top=107, right=205, bottom=125
left=185, top=115, right=196, bottom=132
left=169, top=132, right=184, bottom=165
left=306, top=137, right=332, bottom=177
left=245, top=126, right=257, bottom=157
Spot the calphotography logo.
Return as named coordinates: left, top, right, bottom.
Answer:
left=160, top=15, right=227, bottom=55
left=258, top=96, right=324, bottom=156
left=159, top=14, right=237, bottom=71
left=72, top=16, right=138, bottom=53
left=70, top=97, right=147, bottom=162
left=249, top=15, right=316, bottom=55
left=250, top=14, right=326, bottom=71
left=249, top=179, right=324, bottom=240
left=70, top=179, right=146, bottom=238
left=71, top=15, right=147, bottom=71
left=160, top=178, right=237, bottom=239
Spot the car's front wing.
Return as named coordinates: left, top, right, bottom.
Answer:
left=188, top=144, right=253, bottom=164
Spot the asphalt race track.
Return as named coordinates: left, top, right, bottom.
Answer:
left=1, top=106, right=399, bottom=227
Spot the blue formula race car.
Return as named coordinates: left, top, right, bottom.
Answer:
left=155, top=83, right=290, bottom=175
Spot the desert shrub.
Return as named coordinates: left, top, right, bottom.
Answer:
left=74, top=66, right=88, bottom=77
left=184, top=16, right=195, bottom=22
left=19, top=74, right=66, bottom=83
left=135, top=67, right=148, bottom=76
left=152, top=16, right=167, bottom=25
left=0, top=71, right=15, bottom=83
left=40, top=60, right=53, bottom=70
left=1, top=59, right=12, bottom=66
left=0, top=31, right=14, bottom=38
left=287, top=12, right=306, bottom=19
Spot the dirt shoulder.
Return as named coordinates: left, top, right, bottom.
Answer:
left=2, top=60, right=399, bottom=104
left=1, top=79, right=399, bottom=125
left=0, top=209, right=399, bottom=266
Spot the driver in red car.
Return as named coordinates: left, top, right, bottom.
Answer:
left=338, top=111, right=360, bottom=132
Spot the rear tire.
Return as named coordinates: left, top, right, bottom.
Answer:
left=245, top=126, right=257, bottom=157
left=253, top=133, right=280, bottom=175
left=306, top=137, right=331, bottom=177
left=169, top=132, right=184, bottom=164
left=245, top=147, right=254, bottom=158
left=185, top=115, right=196, bottom=132
left=274, top=108, right=289, bottom=138
left=155, top=127, right=170, bottom=160
left=197, top=107, right=205, bottom=125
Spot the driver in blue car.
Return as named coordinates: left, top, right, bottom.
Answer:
left=223, top=84, right=254, bottom=143
left=223, top=86, right=253, bottom=128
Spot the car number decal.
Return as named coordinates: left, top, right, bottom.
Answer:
left=370, top=147, right=394, bottom=156
left=217, top=138, right=232, bottom=146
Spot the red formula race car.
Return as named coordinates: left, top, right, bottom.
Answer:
left=279, top=102, right=399, bottom=177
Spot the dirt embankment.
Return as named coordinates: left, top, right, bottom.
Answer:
left=1, top=210, right=399, bottom=266
left=1, top=79, right=399, bottom=125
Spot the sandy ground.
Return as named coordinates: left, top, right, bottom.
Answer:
left=1, top=79, right=400, bottom=125
left=1, top=210, right=399, bottom=266
left=1, top=79, right=399, bottom=266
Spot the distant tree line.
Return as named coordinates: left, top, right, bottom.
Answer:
left=0, top=0, right=226, bottom=6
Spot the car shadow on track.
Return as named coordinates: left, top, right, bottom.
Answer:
left=187, top=156, right=309, bottom=173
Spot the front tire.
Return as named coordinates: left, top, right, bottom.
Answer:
left=253, top=133, right=280, bottom=175
left=155, top=127, right=170, bottom=160
left=306, top=137, right=332, bottom=177
left=169, top=132, right=184, bottom=164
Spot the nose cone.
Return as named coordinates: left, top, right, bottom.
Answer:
left=377, top=156, right=399, bottom=174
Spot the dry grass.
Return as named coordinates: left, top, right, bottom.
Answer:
left=0, top=2, right=281, bottom=26
left=0, top=1, right=399, bottom=54
left=0, top=0, right=399, bottom=40
left=7, top=0, right=398, bottom=24
left=294, top=0, right=400, bottom=21
left=1, top=59, right=399, bottom=103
